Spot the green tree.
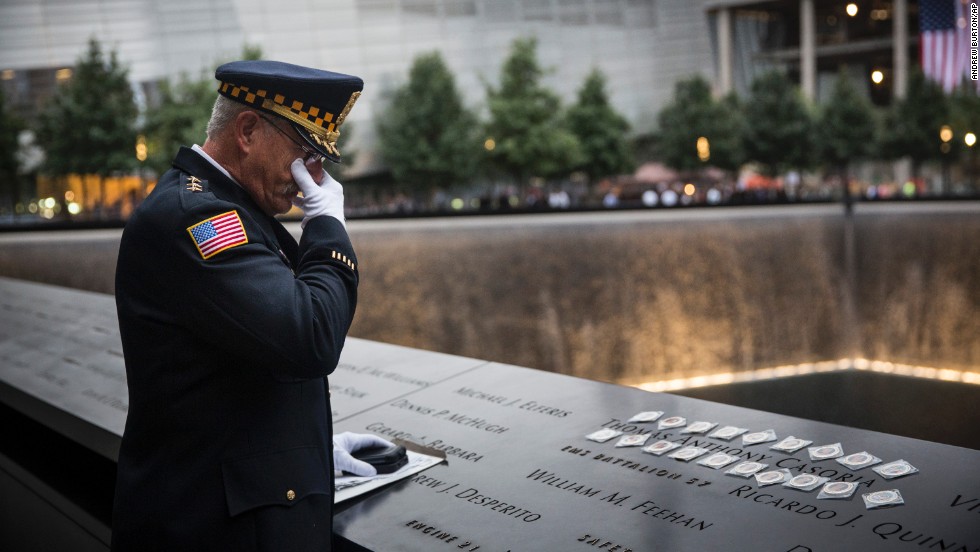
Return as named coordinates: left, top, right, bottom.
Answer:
left=742, top=70, right=815, bottom=176
left=241, top=43, right=263, bottom=62
left=142, top=73, right=215, bottom=174
left=656, top=76, right=745, bottom=173
left=35, top=38, right=137, bottom=215
left=142, top=45, right=264, bottom=175
left=879, top=70, right=948, bottom=177
left=948, top=85, right=980, bottom=190
left=949, top=88, right=980, bottom=137
left=376, top=51, right=481, bottom=193
left=485, top=37, right=583, bottom=183
left=326, top=122, right=357, bottom=181
left=715, top=93, right=749, bottom=172
left=0, top=86, right=24, bottom=214
left=565, top=69, right=633, bottom=180
left=816, top=71, right=878, bottom=210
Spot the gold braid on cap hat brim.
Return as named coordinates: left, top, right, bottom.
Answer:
left=262, top=99, right=342, bottom=157
left=219, top=82, right=359, bottom=158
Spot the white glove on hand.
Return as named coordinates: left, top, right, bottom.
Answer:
left=333, top=432, right=394, bottom=477
left=290, top=158, right=346, bottom=229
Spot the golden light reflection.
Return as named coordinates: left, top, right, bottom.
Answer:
left=846, top=3, right=858, bottom=17
left=135, top=135, right=147, bottom=162
left=871, top=70, right=884, bottom=84
left=633, top=358, right=980, bottom=392
left=484, top=138, right=496, bottom=151
left=696, top=136, right=710, bottom=162
left=870, top=9, right=889, bottom=20
left=940, top=125, right=953, bottom=143
left=965, top=132, right=977, bottom=147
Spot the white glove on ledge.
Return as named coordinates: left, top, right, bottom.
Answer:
left=333, top=431, right=395, bottom=477
left=290, top=158, right=346, bottom=229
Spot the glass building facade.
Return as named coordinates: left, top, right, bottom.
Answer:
left=0, top=0, right=715, bottom=174
left=1, top=1, right=934, bottom=176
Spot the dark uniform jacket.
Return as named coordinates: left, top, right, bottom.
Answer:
left=111, top=147, right=357, bottom=551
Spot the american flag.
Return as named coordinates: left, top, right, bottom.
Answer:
left=920, top=0, right=979, bottom=92
left=187, top=211, right=248, bottom=259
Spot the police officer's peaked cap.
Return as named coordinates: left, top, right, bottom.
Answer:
left=215, top=60, right=363, bottom=163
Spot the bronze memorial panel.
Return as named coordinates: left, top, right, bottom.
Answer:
left=333, top=363, right=980, bottom=551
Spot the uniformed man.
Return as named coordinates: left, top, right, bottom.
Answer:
left=112, top=60, right=391, bottom=550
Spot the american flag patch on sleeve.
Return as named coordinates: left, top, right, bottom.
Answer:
left=186, top=211, right=248, bottom=259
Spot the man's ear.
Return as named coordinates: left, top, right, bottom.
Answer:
left=235, top=110, right=261, bottom=155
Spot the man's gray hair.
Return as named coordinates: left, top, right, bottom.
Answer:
left=205, top=95, right=249, bottom=139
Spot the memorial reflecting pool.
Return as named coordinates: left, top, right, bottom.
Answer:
left=349, top=203, right=980, bottom=386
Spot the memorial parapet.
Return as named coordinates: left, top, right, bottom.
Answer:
left=0, top=277, right=486, bottom=458
left=0, top=277, right=127, bottom=460
left=1, top=276, right=978, bottom=551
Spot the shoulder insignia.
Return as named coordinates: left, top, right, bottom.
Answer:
left=186, top=210, right=248, bottom=259
left=186, top=175, right=205, bottom=192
